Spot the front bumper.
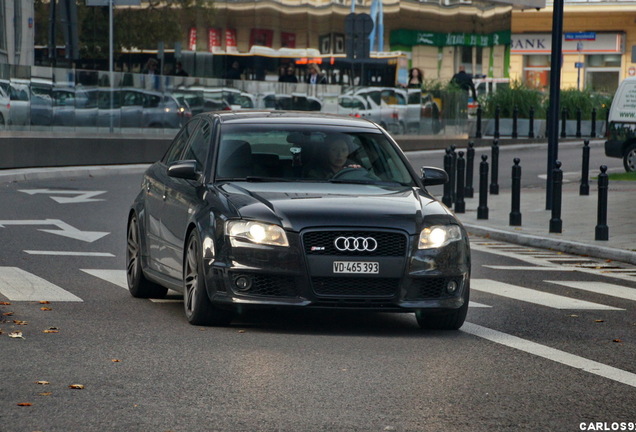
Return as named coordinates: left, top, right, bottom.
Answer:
left=204, top=228, right=470, bottom=312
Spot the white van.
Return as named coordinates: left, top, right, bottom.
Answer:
left=604, top=76, right=636, bottom=171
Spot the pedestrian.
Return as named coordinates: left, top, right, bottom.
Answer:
left=226, top=61, right=242, bottom=80
left=450, top=66, right=477, bottom=100
left=408, top=67, right=423, bottom=88
left=306, top=63, right=327, bottom=84
left=279, top=64, right=298, bottom=83
left=174, top=61, right=189, bottom=77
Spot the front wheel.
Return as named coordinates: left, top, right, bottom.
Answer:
left=623, top=143, right=636, bottom=172
left=183, top=230, right=234, bottom=326
left=416, top=283, right=469, bottom=330
left=126, top=215, right=168, bottom=299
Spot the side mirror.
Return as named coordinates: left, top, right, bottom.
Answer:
left=420, top=166, right=448, bottom=186
left=168, top=160, right=200, bottom=181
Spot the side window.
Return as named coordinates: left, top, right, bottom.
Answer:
left=163, top=119, right=199, bottom=165
left=183, top=120, right=210, bottom=171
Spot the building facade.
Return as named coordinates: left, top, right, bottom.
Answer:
left=0, top=0, right=35, bottom=67
left=511, top=0, right=636, bottom=93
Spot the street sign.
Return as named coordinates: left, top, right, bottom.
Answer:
left=575, top=62, right=584, bottom=68
left=565, top=32, right=596, bottom=41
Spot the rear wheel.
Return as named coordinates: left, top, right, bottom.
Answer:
left=183, top=230, right=234, bottom=326
left=126, top=215, right=168, bottom=299
left=623, top=143, right=636, bottom=172
left=416, top=283, right=469, bottom=330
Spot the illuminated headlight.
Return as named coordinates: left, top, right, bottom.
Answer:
left=418, top=225, right=462, bottom=249
left=225, top=220, right=289, bottom=247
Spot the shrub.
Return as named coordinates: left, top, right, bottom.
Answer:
left=481, top=80, right=546, bottom=118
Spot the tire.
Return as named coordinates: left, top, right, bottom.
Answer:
left=623, top=143, right=636, bottom=172
left=416, top=282, right=469, bottom=330
left=126, top=215, right=168, bottom=299
left=183, top=230, right=234, bottom=326
left=0, top=114, right=5, bottom=131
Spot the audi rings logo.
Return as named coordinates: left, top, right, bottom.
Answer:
left=334, top=236, right=378, bottom=252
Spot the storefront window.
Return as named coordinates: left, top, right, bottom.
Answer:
left=0, top=0, right=7, bottom=52
left=523, top=55, right=550, bottom=89
left=585, top=54, right=620, bottom=93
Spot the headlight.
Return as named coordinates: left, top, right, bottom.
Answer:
left=225, top=220, right=289, bottom=247
left=418, top=225, right=462, bottom=249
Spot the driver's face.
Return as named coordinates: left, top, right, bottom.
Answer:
left=327, top=140, right=349, bottom=169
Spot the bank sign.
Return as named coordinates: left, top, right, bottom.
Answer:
left=511, top=33, right=623, bottom=54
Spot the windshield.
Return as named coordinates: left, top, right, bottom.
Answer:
left=214, top=124, right=415, bottom=186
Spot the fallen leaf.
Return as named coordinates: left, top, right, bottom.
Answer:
left=17, top=402, right=32, bottom=407
left=238, top=330, right=246, bottom=333
left=568, top=314, right=579, bottom=318
left=8, top=331, right=24, bottom=339
left=39, top=392, right=52, bottom=396
left=35, top=381, right=50, bottom=385
left=68, top=384, right=85, bottom=390
left=43, top=329, right=59, bottom=334
left=595, top=319, right=605, bottom=323
left=3, top=312, right=14, bottom=316
left=39, top=301, right=50, bottom=304
left=0, top=301, right=11, bottom=305
left=613, top=339, right=623, bottom=343
left=40, top=307, right=52, bottom=311
left=13, top=320, right=28, bottom=325
left=111, top=359, right=121, bottom=363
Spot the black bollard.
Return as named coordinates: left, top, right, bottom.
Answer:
left=455, top=152, right=466, bottom=213
left=528, top=107, right=535, bottom=138
left=475, top=105, right=483, bottom=139
left=590, top=108, right=597, bottom=138
left=477, top=155, right=489, bottom=219
left=512, top=106, right=519, bottom=139
left=450, top=145, right=457, bottom=204
left=549, top=160, right=563, bottom=233
left=580, top=140, right=590, bottom=196
left=576, top=108, right=582, bottom=138
left=595, top=165, right=609, bottom=241
left=560, top=108, right=568, bottom=138
left=490, top=139, right=499, bottom=195
left=442, top=148, right=453, bottom=207
left=509, top=158, right=522, bottom=226
left=494, top=105, right=500, bottom=139
left=465, top=141, right=475, bottom=198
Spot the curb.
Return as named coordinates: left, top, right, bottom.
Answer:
left=0, top=164, right=149, bottom=183
left=464, top=223, right=636, bottom=266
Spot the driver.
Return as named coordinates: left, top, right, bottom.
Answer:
left=305, top=135, right=362, bottom=179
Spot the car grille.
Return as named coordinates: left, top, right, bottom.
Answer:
left=408, top=277, right=459, bottom=300
left=311, top=277, right=398, bottom=298
left=302, top=230, right=407, bottom=257
left=230, top=273, right=297, bottom=298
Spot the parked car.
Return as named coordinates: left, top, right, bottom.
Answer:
left=7, top=81, right=31, bottom=126
left=0, top=85, right=9, bottom=130
left=605, top=76, right=636, bottom=171
left=29, top=79, right=54, bottom=127
left=52, top=86, right=99, bottom=127
left=126, top=111, right=471, bottom=329
left=349, top=88, right=401, bottom=134
left=407, top=88, right=442, bottom=134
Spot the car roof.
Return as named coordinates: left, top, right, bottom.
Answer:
left=198, top=110, right=380, bottom=129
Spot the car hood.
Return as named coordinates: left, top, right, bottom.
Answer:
left=216, top=182, right=456, bottom=234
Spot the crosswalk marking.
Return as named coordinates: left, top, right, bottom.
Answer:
left=483, top=266, right=576, bottom=271
left=469, top=301, right=491, bottom=308
left=0, top=266, right=82, bottom=302
left=472, top=279, right=623, bottom=310
left=546, top=280, right=636, bottom=302
left=81, top=269, right=127, bottom=289
left=463, top=322, right=636, bottom=389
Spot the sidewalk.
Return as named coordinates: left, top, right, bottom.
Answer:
left=456, top=180, right=636, bottom=265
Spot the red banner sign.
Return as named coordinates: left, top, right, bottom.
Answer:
left=188, top=28, right=197, bottom=51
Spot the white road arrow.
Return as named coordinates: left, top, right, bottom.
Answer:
left=0, top=219, right=109, bottom=242
left=19, top=189, right=106, bottom=204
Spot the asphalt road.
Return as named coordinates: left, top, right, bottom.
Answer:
left=0, top=162, right=634, bottom=431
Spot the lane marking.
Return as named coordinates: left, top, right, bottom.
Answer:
left=0, top=219, right=109, bottom=243
left=81, top=269, right=127, bottom=289
left=546, top=280, right=636, bottom=302
left=470, top=243, right=560, bottom=267
left=483, top=266, right=576, bottom=271
left=469, top=301, right=491, bottom=308
left=0, top=266, right=82, bottom=302
left=19, top=189, right=106, bottom=204
left=462, top=322, right=636, bottom=389
left=472, top=279, right=623, bottom=310
left=25, top=250, right=115, bottom=257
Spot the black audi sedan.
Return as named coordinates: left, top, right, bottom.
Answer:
left=126, top=111, right=470, bottom=329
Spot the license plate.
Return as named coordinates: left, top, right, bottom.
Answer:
left=333, top=261, right=379, bottom=274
